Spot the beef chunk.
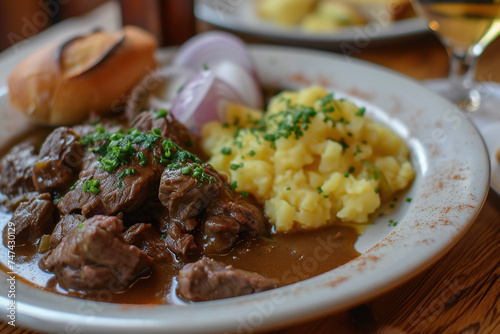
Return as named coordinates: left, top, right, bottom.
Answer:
left=71, top=124, right=98, bottom=138
left=177, top=257, right=276, bottom=302
left=3, top=193, right=55, bottom=245
left=124, top=223, right=172, bottom=259
left=32, top=127, right=86, bottom=193
left=57, top=162, right=157, bottom=216
left=57, top=136, right=165, bottom=216
left=132, top=111, right=195, bottom=151
left=50, top=214, right=85, bottom=248
left=0, top=143, right=38, bottom=196
left=200, top=185, right=268, bottom=254
left=159, top=163, right=223, bottom=227
left=158, top=163, right=224, bottom=255
left=42, top=215, right=153, bottom=292
left=163, top=222, right=197, bottom=255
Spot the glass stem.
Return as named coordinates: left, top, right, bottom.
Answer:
left=446, top=48, right=481, bottom=111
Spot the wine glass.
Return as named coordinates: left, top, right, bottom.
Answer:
left=411, top=0, right=500, bottom=119
left=411, top=0, right=500, bottom=194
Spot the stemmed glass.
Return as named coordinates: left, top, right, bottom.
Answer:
left=411, top=0, right=500, bottom=121
left=411, top=0, right=500, bottom=192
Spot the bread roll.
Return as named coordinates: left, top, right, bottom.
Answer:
left=8, top=26, right=158, bottom=126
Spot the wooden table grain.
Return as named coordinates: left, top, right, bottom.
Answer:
left=3, top=24, right=500, bottom=334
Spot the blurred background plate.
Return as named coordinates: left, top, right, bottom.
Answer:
left=194, top=0, right=429, bottom=48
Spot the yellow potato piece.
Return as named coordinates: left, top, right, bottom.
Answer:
left=202, top=86, right=414, bottom=232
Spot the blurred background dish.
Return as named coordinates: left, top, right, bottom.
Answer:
left=194, top=0, right=429, bottom=48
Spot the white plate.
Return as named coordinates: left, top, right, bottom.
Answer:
left=481, top=124, right=500, bottom=196
left=195, top=0, right=429, bottom=47
left=0, top=45, right=489, bottom=334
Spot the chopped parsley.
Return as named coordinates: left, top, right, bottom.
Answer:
left=80, top=119, right=215, bottom=188
left=317, top=187, right=323, bottom=194
left=249, top=150, right=256, bottom=157
left=117, top=168, right=136, bottom=188
left=227, top=95, right=357, bottom=150
left=69, top=180, right=78, bottom=191
left=286, top=187, right=291, bottom=190
left=348, top=166, right=355, bottom=173
left=406, top=197, right=412, bottom=202
left=83, top=179, right=100, bottom=195
left=355, top=107, right=366, bottom=117
left=240, top=191, right=249, bottom=197
left=231, top=181, right=238, bottom=190
left=138, top=152, right=148, bottom=166
left=80, top=125, right=162, bottom=173
left=221, top=147, right=232, bottom=155
left=154, top=109, right=168, bottom=120
left=230, top=163, right=244, bottom=171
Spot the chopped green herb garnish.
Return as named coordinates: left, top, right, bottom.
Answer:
left=393, top=197, right=398, bottom=202
left=323, top=195, right=329, bottom=198
left=406, top=197, right=412, bottom=202
left=221, top=147, right=232, bottom=155
left=83, top=179, right=100, bottom=195
left=286, top=187, right=291, bottom=190
left=389, top=204, right=395, bottom=208
left=182, top=166, right=192, bottom=175
left=240, top=191, right=249, bottom=197
left=355, top=107, right=366, bottom=117
left=203, top=63, right=209, bottom=70
left=69, top=180, right=78, bottom=191
left=138, top=152, right=148, bottom=166
left=317, top=187, right=323, bottom=194
left=375, top=188, right=380, bottom=194
left=80, top=123, right=215, bottom=188
left=154, top=109, right=168, bottom=120
left=117, top=168, right=136, bottom=188
left=231, top=181, right=238, bottom=190
left=344, top=172, right=349, bottom=178
left=249, top=150, right=256, bottom=157
left=222, top=122, right=230, bottom=128
left=230, top=163, right=244, bottom=171
left=348, top=166, right=355, bottom=173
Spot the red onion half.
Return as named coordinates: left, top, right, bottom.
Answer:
left=171, top=69, right=245, bottom=134
left=172, top=31, right=256, bottom=75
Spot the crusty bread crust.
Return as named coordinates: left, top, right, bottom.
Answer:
left=8, top=26, right=158, bottom=126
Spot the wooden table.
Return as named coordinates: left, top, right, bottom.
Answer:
left=3, top=23, right=500, bottom=334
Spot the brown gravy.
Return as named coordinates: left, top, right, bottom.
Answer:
left=0, top=209, right=359, bottom=305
